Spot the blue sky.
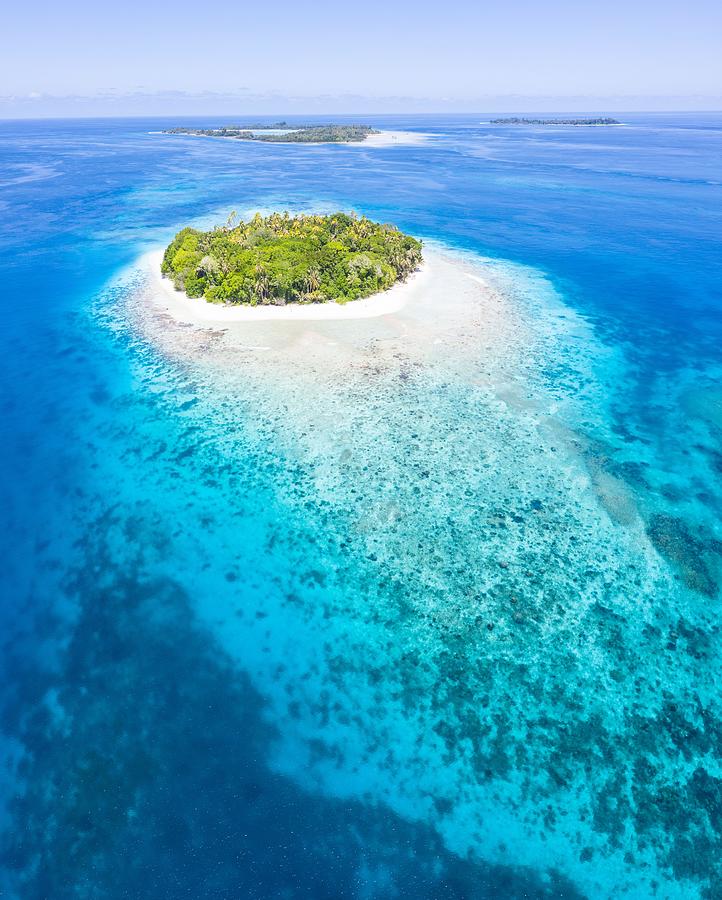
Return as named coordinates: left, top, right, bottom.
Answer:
left=2, top=0, right=721, bottom=116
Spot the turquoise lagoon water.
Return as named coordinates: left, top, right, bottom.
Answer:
left=1, top=114, right=722, bottom=897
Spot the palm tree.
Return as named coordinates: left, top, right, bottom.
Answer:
left=252, top=263, right=270, bottom=303
left=305, top=266, right=321, bottom=294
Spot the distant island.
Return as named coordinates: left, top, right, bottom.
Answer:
left=489, top=117, right=621, bottom=126
left=161, top=212, right=423, bottom=305
left=162, top=124, right=380, bottom=143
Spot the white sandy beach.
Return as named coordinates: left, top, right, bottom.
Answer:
left=244, top=129, right=430, bottom=147
left=135, top=244, right=546, bottom=424
left=145, top=250, right=431, bottom=324
left=357, top=130, right=430, bottom=146
left=137, top=244, right=526, bottom=379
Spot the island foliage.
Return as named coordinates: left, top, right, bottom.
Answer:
left=163, top=124, right=379, bottom=143
left=161, top=212, right=423, bottom=305
left=489, top=117, right=621, bottom=126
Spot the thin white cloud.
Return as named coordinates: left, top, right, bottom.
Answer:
left=1, top=89, right=721, bottom=118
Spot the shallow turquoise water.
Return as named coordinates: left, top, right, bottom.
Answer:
left=1, top=114, right=721, bottom=897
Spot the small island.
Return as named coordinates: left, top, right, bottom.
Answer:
left=162, top=124, right=380, bottom=143
left=489, top=117, right=621, bottom=126
left=161, top=212, right=423, bottom=305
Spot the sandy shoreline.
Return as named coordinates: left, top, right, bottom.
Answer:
left=153, top=130, right=430, bottom=147
left=355, top=130, right=430, bottom=147
left=145, top=250, right=430, bottom=324
left=137, top=245, right=516, bottom=367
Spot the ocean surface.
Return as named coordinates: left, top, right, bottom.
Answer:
left=1, top=113, right=721, bottom=898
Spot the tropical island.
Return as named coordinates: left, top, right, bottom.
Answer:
left=489, top=117, right=621, bottom=126
left=161, top=212, right=423, bottom=305
left=162, top=124, right=380, bottom=143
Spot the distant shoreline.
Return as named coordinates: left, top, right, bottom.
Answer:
left=485, top=117, right=624, bottom=127
left=154, top=129, right=429, bottom=147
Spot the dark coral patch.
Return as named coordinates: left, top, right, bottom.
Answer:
left=647, top=514, right=719, bottom=597
left=0, top=521, right=581, bottom=899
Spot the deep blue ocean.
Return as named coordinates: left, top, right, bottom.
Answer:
left=1, top=113, right=721, bottom=898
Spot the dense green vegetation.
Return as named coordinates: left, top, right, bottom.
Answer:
left=162, top=124, right=379, bottom=143
left=490, top=117, right=621, bottom=125
left=161, top=212, right=423, bottom=305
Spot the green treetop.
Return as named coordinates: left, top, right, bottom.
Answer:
left=161, top=212, right=423, bottom=306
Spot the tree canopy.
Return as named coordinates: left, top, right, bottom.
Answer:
left=489, top=117, right=620, bottom=126
left=161, top=212, right=423, bottom=306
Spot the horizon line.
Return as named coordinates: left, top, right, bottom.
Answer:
left=2, top=109, right=722, bottom=122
